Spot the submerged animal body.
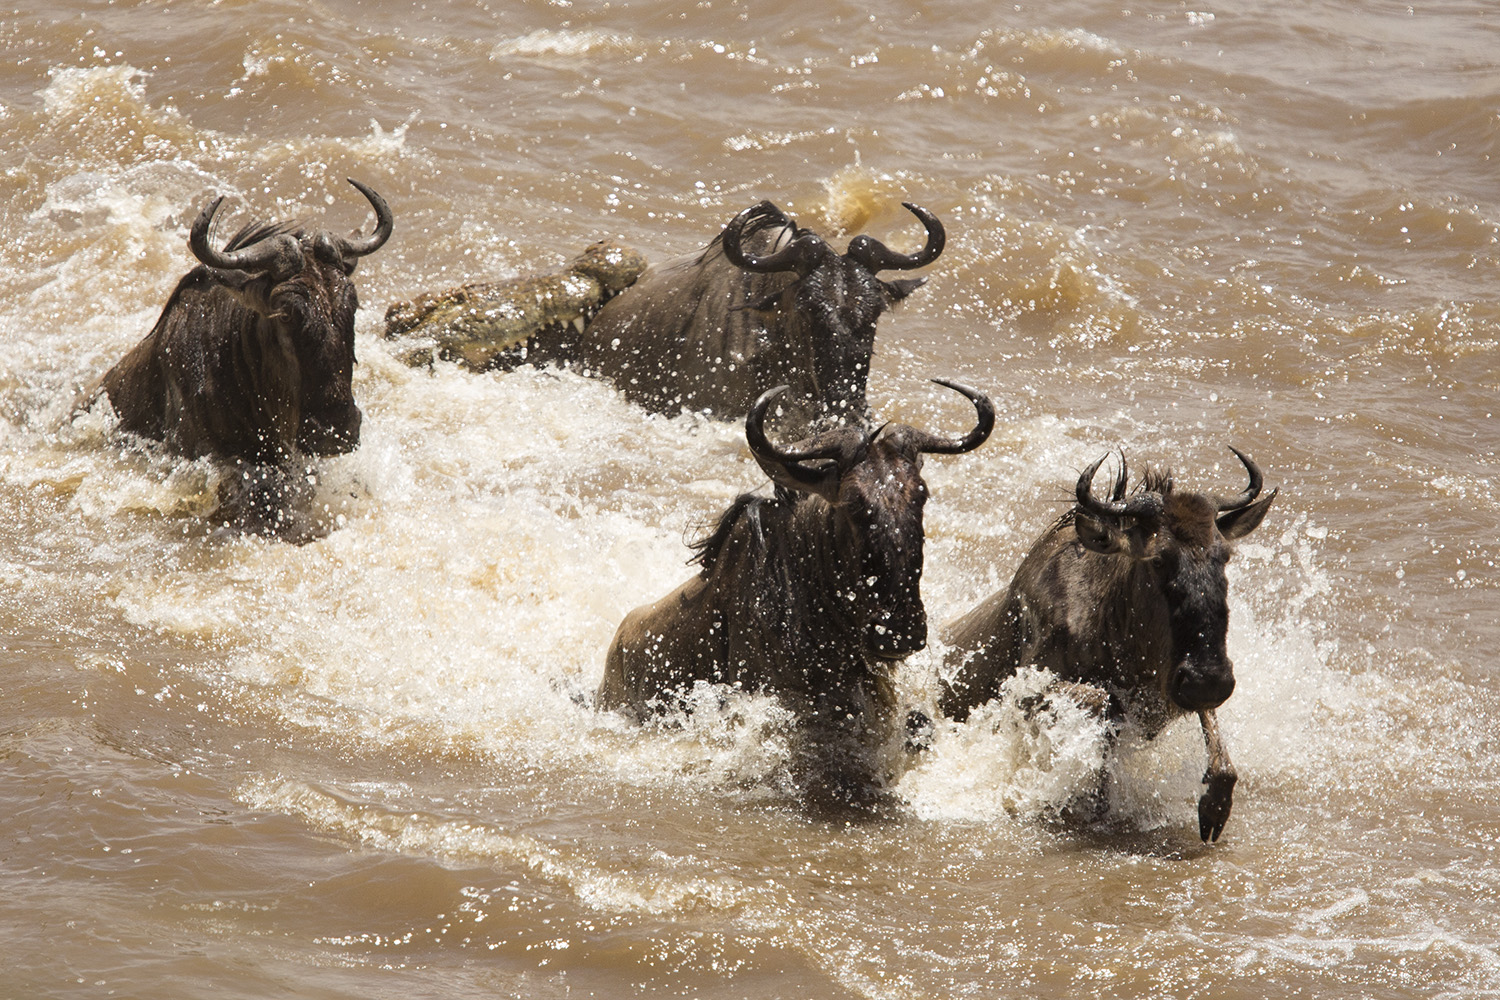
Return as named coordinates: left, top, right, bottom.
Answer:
left=381, top=240, right=647, bottom=370
left=85, top=179, right=392, bottom=535
left=939, top=450, right=1277, bottom=840
left=598, top=380, right=994, bottom=815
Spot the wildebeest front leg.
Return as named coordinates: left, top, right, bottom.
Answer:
left=1198, top=708, right=1238, bottom=842
left=792, top=688, right=898, bottom=819
left=1040, top=681, right=1116, bottom=824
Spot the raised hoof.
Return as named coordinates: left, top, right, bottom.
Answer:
left=1198, top=769, right=1238, bottom=842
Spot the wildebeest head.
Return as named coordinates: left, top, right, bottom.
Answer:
left=189, top=178, right=392, bottom=458
left=1072, top=449, right=1277, bottom=713
left=746, top=379, right=993, bottom=660
left=724, top=201, right=944, bottom=426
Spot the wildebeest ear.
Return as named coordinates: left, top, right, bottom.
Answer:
left=1217, top=487, right=1277, bottom=540
left=881, top=276, right=927, bottom=301
left=1074, top=513, right=1126, bottom=554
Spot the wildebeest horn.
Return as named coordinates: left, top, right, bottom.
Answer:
left=190, top=196, right=305, bottom=275
left=1077, top=453, right=1164, bottom=521
left=1215, top=447, right=1264, bottom=512
left=336, top=178, right=393, bottom=258
left=1111, top=450, right=1129, bottom=502
left=746, top=385, right=850, bottom=500
left=723, top=204, right=820, bottom=274
left=905, top=379, right=995, bottom=455
left=846, top=202, right=946, bottom=272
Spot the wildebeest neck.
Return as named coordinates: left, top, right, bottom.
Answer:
left=690, top=492, right=892, bottom=698
left=690, top=473, right=926, bottom=688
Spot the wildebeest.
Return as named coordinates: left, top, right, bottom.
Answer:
left=938, top=449, right=1277, bottom=840
left=577, top=200, right=943, bottom=431
left=598, top=379, right=994, bottom=815
left=81, top=179, right=392, bottom=535
left=390, top=199, right=944, bottom=434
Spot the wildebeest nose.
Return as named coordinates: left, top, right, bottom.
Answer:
left=1171, top=664, right=1235, bottom=711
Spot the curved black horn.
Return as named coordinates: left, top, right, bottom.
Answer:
left=336, top=178, right=393, bottom=258
left=1077, top=453, right=1163, bottom=521
left=723, top=204, right=816, bottom=274
left=1111, top=450, right=1129, bottom=502
left=1215, top=446, right=1265, bottom=512
left=746, top=385, right=848, bottom=499
left=189, top=196, right=303, bottom=274
left=1077, top=454, right=1127, bottom=519
left=846, top=202, right=945, bottom=272
left=904, top=379, right=995, bottom=455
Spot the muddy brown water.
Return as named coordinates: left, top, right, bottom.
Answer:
left=2, top=2, right=1498, bottom=997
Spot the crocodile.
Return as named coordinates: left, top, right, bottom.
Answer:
left=383, top=239, right=647, bottom=370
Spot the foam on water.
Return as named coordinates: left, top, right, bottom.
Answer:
left=900, top=666, right=1114, bottom=824
left=491, top=29, right=642, bottom=63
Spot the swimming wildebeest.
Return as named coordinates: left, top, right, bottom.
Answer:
left=82, top=179, right=392, bottom=536
left=938, top=449, right=1277, bottom=840
left=387, top=199, right=945, bottom=435
left=598, top=379, right=994, bottom=815
left=576, top=200, right=944, bottom=430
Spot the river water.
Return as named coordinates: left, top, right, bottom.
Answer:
left=2, top=1, right=1497, bottom=997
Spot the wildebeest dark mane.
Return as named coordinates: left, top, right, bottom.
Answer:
left=144, top=219, right=312, bottom=343
left=689, top=485, right=840, bottom=631
left=1051, top=507, right=1082, bottom=533
left=149, top=220, right=307, bottom=313
left=688, top=492, right=767, bottom=571
left=1138, top=465, right=1174, bottom=496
